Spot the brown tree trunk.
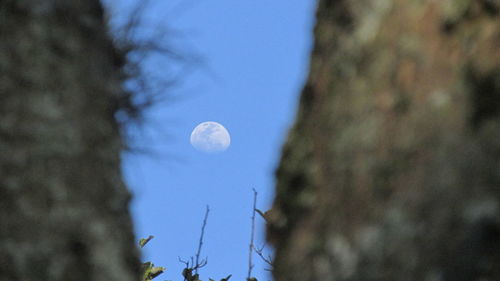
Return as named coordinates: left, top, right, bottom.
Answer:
left=270, top=1, right=500, bottom=280
left=0, top=1, right=140, bottom=280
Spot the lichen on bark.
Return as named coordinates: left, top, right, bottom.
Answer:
left=270, top=1, right=500, bottom=280
left=0, top=1, right=140, bottom=281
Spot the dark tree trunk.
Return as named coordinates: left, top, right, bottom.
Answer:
left=270, top=1, right=500, bottom=280
left=0, top=1, right=140, bottom=281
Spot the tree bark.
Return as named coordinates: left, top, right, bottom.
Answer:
left=0, top=1, right=140, bottom=281
left=270, top=1, right=500, bottom=280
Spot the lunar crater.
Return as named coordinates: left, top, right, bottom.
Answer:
left=190, top=121, right=231, bottom=153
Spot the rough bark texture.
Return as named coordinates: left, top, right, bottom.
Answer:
left=0, top=1, right=140, bottom=281
left=270, top=0, right=500, bottom=280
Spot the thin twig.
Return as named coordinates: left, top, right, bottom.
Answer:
left=247, top=189, right=258, bottom=280
left=195, top=205, right=210, bottom=274
left=255, top=244, right=274, bottom=268
left=178, top=256, right=189, bottom=267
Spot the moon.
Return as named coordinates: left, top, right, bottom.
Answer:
left=190, top=121, right=231, bottom=153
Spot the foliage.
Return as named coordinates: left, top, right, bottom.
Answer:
left=139, top=236, right=166, bottom=281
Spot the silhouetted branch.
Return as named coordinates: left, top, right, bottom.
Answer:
left=104, top=0, right=202, bottom=153
left=195, top=205, right=210, bottom=274
left=255, top=244, right=273, bottom=270
left=178, top=206, right=210, bottom=281
left=247, top=189, right=258, bottom=280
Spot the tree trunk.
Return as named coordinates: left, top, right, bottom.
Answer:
left=270, top=1, right=500, bottom=280
left=0, top=1, right=140, bottom=281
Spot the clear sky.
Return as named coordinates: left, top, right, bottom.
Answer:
left=106, top=1, right=316, bottom=280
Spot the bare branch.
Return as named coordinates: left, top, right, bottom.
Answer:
left=247, top=188, right=258, bottom=280
left=195, top=205, right=210, bottom=274
left=104, top=0, right=204, bottom=154
left=255, top=244, right=274, bottom=268
left=178, top=206, right=210, bottom=280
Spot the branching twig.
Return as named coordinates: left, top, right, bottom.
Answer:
left=105, top=0, right=203, bottom=153
left=247, top=189, right=258, bottom=280
left=255, top=244, right=274, bottom=269
left=177, top=206, right=210, bottom=281
left=195, top=205, right=210, bottom=274
left=178, top=256, right=189, bottom=267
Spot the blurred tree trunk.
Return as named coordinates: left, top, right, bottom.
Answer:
left=270, top=1, right=499, bottom=280
left=0, top=1, right=140, bottom=281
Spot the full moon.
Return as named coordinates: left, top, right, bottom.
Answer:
left=190, top=121, right=231, bottom=153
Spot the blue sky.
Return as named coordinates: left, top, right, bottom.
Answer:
left=107, top=1, right=316, bottom=280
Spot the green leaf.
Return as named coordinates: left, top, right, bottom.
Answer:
left=150, top=266, right=165, bottom=279
left=139, top=235, right=154, bottom=248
